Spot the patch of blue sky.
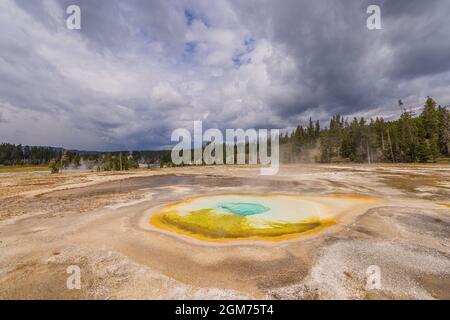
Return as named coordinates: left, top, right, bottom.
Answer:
left=182, top=41, right=198, bottom=63
left=232, top=36, right=256, bottom=68
left=232, top=54, right=251, bottom=67
left=244, top=36, right=256, bottom=51
left=184, top=9, right=211, bottom=27
left=184, top=9, right=195, bottom=26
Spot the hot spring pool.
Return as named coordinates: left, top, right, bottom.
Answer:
left=150, top=194, right=376, bottom=241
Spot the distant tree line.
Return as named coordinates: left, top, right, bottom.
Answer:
left=50, top=151, right=170, bottom=173
left=0, top=144, right=61, bottom=165
left=82, top=152, right=139, bottom=172
left=0, top=143, right=170, bottom=173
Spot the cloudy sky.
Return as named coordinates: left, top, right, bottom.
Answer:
left=1, top=0, right=449, bottom=150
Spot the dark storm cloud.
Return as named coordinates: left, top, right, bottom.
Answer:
left=380, top=0, right=450, bottom=81
left=1, top=0, right=449, bottom=150
left=229, top=0, right=450, bottom=119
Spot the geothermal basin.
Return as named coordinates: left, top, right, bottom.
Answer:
left=150, top=194, right=378, bottom=241
left=1, top=165, right=449, bottom=299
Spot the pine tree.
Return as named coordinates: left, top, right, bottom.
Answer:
left=437, top=105, right=450, bottom=156
left=420, top=97, right=440, bottom=162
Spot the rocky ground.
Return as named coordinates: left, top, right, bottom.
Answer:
left=0, top=164, right=449, bottom=299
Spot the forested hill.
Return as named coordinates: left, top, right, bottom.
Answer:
left=280, top=97, right=449, bottom=163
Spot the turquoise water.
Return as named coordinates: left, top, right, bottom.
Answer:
left=216, top=202, right=270, bottom=216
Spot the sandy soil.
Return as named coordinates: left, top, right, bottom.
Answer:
left=0, top=164, right=449, bottom=299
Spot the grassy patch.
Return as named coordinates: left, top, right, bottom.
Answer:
left=0, top=165, right=49, bottom=173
